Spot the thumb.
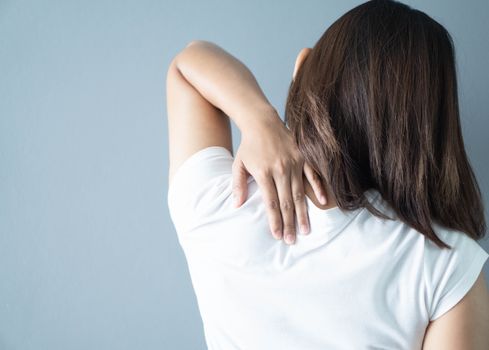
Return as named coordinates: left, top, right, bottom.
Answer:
left=232, top=159, right=249, bottom=208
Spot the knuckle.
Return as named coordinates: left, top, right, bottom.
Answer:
left=292, top=155, right=304, bottom=167
left=276, top=167, right=287, bottom=177
left=256, top=169, right=271, bottom=181
left=293, top=192, right=304, bottom=202
left=281, top=199, right=293, bottom=211
left=268, top=199, right=280, bottom=210
left=283, top=224, right=296, bottom=234
left=274, top=161, right=288, bottom=176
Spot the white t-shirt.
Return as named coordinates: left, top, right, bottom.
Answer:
left=167, top=146, right=489, bottom=350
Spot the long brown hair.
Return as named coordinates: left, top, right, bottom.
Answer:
left=284, top=0, right=486, bottom=249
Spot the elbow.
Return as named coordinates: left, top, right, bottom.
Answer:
left=185, top=40, right=202, bottom=48
left=169, top=40, right=203, bottom=71
left=184, top=39, right=213, bottom=49
left=167, top=55, right=180, bottom=77
left=168, top=40, right=216, bottom=77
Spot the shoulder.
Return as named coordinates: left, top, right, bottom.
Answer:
left=422, top=252, right=489, bottom=349
left=422, top=222, right=489, bottom=321
left=167, top=146, right=235, bottom=233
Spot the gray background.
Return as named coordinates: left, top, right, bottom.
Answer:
left=1, top=0, right=488, bottom=348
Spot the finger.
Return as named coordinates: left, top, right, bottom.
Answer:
left=274, top=167, right=296, bottom=245
left=254, top=172, right=283, bottom=240
left=291, top=166, right=310, bottom=235
left=232, top=160, right=249, bottom=208
left=303, top=162, right=327, bottom=205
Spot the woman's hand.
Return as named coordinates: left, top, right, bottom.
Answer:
left=232, top=109, right=328, bottom=245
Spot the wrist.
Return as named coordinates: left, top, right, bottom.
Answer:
left=238, top=104, right=283, bottom=136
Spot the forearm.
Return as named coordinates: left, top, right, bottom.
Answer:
left=171, top=40, right=281, bottom=133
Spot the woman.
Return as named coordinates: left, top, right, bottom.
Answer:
left=167, top=0, right=489, bottom=349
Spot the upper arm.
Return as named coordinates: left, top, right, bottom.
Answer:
left=422, top=271, right=489, bottom=350
left=166, top=52, right=233, bottom=187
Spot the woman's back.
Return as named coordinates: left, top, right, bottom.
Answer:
left=167, top=146, right=489, bottom=350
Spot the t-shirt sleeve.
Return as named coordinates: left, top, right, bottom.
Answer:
left=167, top=146, right=234, bottom=234
left=424, top=227, right=489, bottom=321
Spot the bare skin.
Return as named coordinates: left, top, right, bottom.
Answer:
left=304, top=176, right=337, bottom=210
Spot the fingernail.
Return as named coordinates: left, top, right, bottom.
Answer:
left=300, top=225, right=309, bottom=235
left=234, top=195, right=240, bottom=207
left=320, top=194, right=327, bottom=205
left=273, top=230, right=282, bottom=239
left=285, top=234, right=295, bottom=244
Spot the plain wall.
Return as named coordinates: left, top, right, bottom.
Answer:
left=1, top=0, right=488, bottom=348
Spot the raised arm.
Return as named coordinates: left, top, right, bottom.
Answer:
left=167, top=40, right=327, bottom=244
